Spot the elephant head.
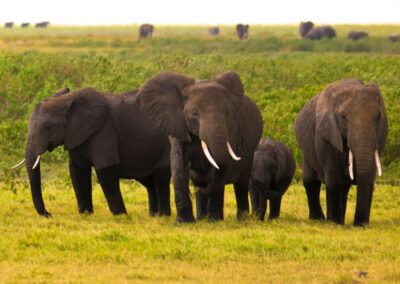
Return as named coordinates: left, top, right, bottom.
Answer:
left=299, top=21, right=314, bottom=38
left=316, top=78, right=388, bottom=225
left=24, top=88, right=110, bottom=216
left=137, top=71, right=244, bottom=169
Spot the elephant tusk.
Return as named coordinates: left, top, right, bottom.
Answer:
left=227, top=142, right=241, bottom=161
left=11, top=158, right=26, bottom=170
left=375, top=150, right=382, bottom=176
left=32, top=155, right=40, bottom=169
left=348, top=150, right=354, bottom=180
left=201, top=140, right=220, bottom=170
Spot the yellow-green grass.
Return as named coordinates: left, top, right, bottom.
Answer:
left=0, top=180, right=399, bottom=283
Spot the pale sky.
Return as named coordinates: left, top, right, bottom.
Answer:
left=1, top=0, right=399, bottom=25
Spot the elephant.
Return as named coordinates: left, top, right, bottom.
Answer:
left=18, top=87, right=171, bottom=217
left=21, top=23, right=30, bottom=28
left=250, top=138, right=295, bottom=221
left=35, top=22, right=50, bottom=28
left=208, top=27, right=220, bottom=36
left=139, top=24, right=154, bottom=40
left=236, top=24, right=249, bottom=40
left=5, top=22, right=14, bottom=28
left=347, top=31, right=368, bottom=41
left=299, top=21, right=336, bottom=40
left=388, top=34, right=399, bottom=42
left=295, top=78, right=388, bottom=226
left=137, top=71, right=263, bottom=222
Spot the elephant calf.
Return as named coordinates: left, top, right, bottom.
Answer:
left=250, top=138, right=295, bottom=221
left=18, top=88, right=171, bottom=217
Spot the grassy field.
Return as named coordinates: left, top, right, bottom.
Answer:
left=0, top=25, right=400, bottom=282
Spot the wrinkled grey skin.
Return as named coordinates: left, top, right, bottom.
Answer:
left=137, top=71, right=263, bottom=223
left=139, top=24, right=154, bottom=40
left=35, top=22, right=50, bottom=28
left=208, top=27, right=220, bottom=36
left=388, top=34, right=399, bottom=42
left=21, top=23, right=30, bottom=28
left=236, top=24, right=249, bottom=40
left=25, top=88, right=171, bottom=217
left=250, top=138, right=295, bottom=221
left=295, top=78, right=388, bottom=226
left=5, top=22, right=14, bottom=28
left=347, top=31, right=368, bottom=41
left=299, top=21, right=336, bottom=40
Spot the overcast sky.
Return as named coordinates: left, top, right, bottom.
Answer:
left=1, top=0, right=399, bottom=25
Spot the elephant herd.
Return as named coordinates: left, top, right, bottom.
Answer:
left=4, top=22, right=50, bottom=28
left=13, top=72, right=387, bottom=227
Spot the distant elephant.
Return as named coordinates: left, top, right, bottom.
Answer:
left=139, top=24, right=154, bottom=40
left=250, top=138, right=295, bottom=221
left=295, top=78, right=388, bottom=226
left=299, top=21, right=336, bottom=40
left=236, top=24, right=249, bottom=40
left=347, top=31, right=368, bottom=41
left=208, top=27, right=220, bottom=36
left=137, top=71, right=263, bottom=222
left=20, top=88, right=171, bottom=217
left=5, top=22, right=14, bottom=28
left=35, top=22, right=50, bottom=28
left=21, top=23, right=30, bottom=28
left=388, top=34, right=398, bottom=42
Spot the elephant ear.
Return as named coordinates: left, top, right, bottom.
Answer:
left=274, top=143, right=287, bottom=181
left=367, top=83, right=388, bottom=153
left=315, top=85, right=343, bottom=153
left=214, top=71, right=244, bottom=107
left=136, top=72, right=195, bottom=142
left=64, top=88, right=110, bottom=150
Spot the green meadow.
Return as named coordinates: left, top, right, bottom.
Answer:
left=0, top=25, right=399, bottom=282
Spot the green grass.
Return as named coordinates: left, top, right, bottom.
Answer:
left=1, top=181, right=399, bottom=283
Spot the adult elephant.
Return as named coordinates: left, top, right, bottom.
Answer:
left=139, top=24, right=154, bottom=40
left=208, top=27, right=220, bottom=36
left=35, top=22, right=50, bottom=28
left=295, top=78, right=388, bottom=226
left=137, top=71, right=263, bottom=222
left=388, top=33, right=399, bottom=42
left=236, top=24, right=249, bottom=40
left=18, top=87, right=171, bottom=217
left=5, top=22, right=14, bottom=28
left=299, top=21, right=336, bottom=40
left=347, top=31, right=368, bottom=41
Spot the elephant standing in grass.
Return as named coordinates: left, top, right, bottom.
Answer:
left=5, top=22, right=14, bottom=28
left=139, top=24, right=154, bottom=40
left=19, top=88, right=171, bottom=217
left=299, top=21, right=336, bottom=40
left=388, top=34, right=399, bottom=42
left=347, top=31, right=368, bottom=41
left=137, top=71, right=263, bottom=222
left=295, top=79, right=388, bottom=226
left=236, top=24, right=249, bottom=40
left=208, top=27, right=220, bottom=36
left=250, top=138, right=295, bottom=221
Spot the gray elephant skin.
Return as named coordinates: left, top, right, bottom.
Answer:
left=24, top=88, right=171, bottom=217
left=250, top=138, right=295, bottom=221
left=299, top=21, right=336, bottom=40
left=139, top=24, right=154, bottom=40
left=295, top=78, right=388, bottom=226
left=208, top=27, right=220, bottom=36
left=137, top=71, right=263, bottom=222
left=347, top=31, right=368, bottom=41
left=236, top=24, right=249, bottom=40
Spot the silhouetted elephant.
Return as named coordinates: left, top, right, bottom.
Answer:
left=18, top=88, right=171, bottom=217
left=236, top=24, right=249, bottom=40
left=5, top=22, right=14, bottom=28
left=299, top=21, right=336, bottom=40
left=347, top=31, right=368, bottom=41
left=295, top=78, right=388, bottom=226
left=21, top=23, right=30, bottom=28
left=35, top=22, right=50, bottom=28
left=208, top=27, right=220, bottom=36
left=137, top=71, right=263, bottom=222
left=388, top=34, right=399, bottom=42
left=139, top=24, right=154, bottom=40
left=250, top=138, right=295, bottom=221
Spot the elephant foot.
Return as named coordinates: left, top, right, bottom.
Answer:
left=79, top=208, right=93, bottom=215
left=38, top=210, right=52, bottom=218
left=176, top=209, right=195, bottom=223
left=208, top=211, right=224, bottom=222
left=196, top=212, right=207, bottom=221
left=309, top=213, right=325, bottom=221
left=158, top=209, right=172, bottom=217
left=236, top=210, right=249, bottom=221
left=112, top=209, right=128, bottom=215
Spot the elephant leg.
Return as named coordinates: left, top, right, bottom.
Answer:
left=153, top=167, right=171, bottom=216
left=195, top=189, right=208, bottom=220
left=303, top=162, right=325, bottom=220
left=257, top=195, right=267, bottom=221
left=233, top=181, right=250, bottom=221
left=207, top=187, right=224, bottom=221
left=326, top=184, right=344, bottom=224
left=95, top=165, right=127, bottom=215
left=249, top=185, right=262, bottom=219
left=69, top=159, right=93, bottom=214
left=341, top=183, right=351, bottom=223
left=269, top=195, right=282, bottom=220
left=138, top=177, right=159, bottom=216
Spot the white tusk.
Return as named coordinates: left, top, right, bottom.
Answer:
left=348, top=150, right=354, bottom=180
left=32, top=155, right=40, bottom=169
left=375, top=150, right=382, bottom=176
left=11, top=158, right=25, bottom=170
left=227, top=142, right=241, bottom=161
left=201, top=140, right=220, bottom=170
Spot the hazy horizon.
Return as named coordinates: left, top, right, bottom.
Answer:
left=1, top=0, right=399, bottom=26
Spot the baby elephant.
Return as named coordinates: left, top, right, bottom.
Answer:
left=250, top=138, right=295, bottom=220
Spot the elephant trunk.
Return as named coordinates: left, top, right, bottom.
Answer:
left=25, top=142, right=51, bottom=217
